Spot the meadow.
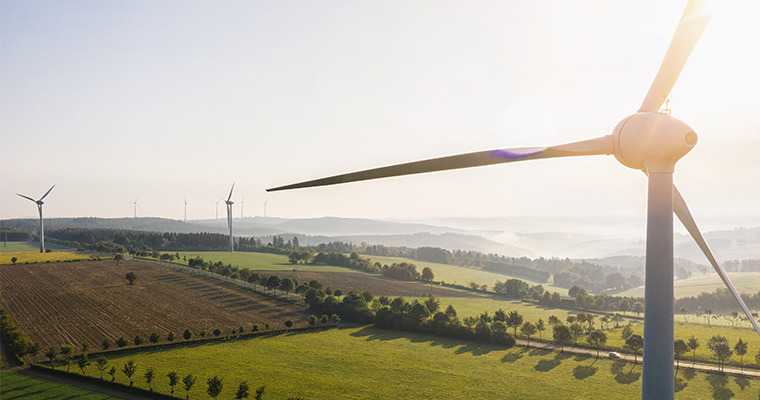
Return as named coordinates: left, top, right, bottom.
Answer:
left=0, top=370, right=118, bottom=399
left=0, top=241, right=74, bottom=253
left=0, top=249, right=96, bottom=265
left=178, top=250, right=353, bottom=273
left=617, top=272, right=760, bottom=299
left=74, top=324, right=757, bottom=400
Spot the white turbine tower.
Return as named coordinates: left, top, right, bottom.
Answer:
left=264, top=199, right=267, bottom=218
left=17, top=185, right=55, bottom=253
left=268, top=2, right=759, bottom=398
left=215, top=198, right=222, bottom=219
left=240, top=196, right=245, bottom=218
left=183, top=197, right=188, bottom=222
left=224, top=184, right=235, bottom=252
left=130, top=197, right=140, bottom=218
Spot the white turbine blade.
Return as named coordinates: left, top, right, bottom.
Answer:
left=639, top=0, right=711, bottom=112
left=17, top=193, right=37, bottom=202
left=227, top=183, right=235, bottom=201
left=39, top=185, right=56, bottom=201
left=267, top=135, right=612, bottom=192
left=673, top=185, right=760, bottom=336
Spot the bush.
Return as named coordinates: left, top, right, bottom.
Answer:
left=133, top=335, right=143, bottom=346
left=213, top=328, right=221, bottom=337
left=308, top=315, right=318, bottom=325
left=183, top=329, right=192, bottom=340
left=116, top=337, right=128, bottom=348
left=167, top=332, right=175, bottom=342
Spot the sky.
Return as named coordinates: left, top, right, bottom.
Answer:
left=1, top=0, right=759, bottom=235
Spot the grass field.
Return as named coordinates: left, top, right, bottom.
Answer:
left=617, top=272, right=760, bottom=299
left=362, top=254, right=568, bottom=293
left=74, top=324, right=757, bottom=400
left=0, top=241, right=75, bottom=253
left=0, top=370, right=118, bottom=399
left=0, top=250, right=95, bottom=265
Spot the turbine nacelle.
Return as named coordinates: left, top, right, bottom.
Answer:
left=612, top=112, right=697, bottom=173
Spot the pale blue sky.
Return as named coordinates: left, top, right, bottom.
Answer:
left=2, top=1, right=759, bottom=233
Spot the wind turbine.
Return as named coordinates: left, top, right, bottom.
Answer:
left=215, top=198, right=222, bottom=219
left=184, top=197, right=188, bottom=222
left=224, top=184, right=235, bottom=252
left=263, top=199, right=267, bottom=218
left=268, top=1, right=759, bottom=398
left=17, top=185, right=55, bottom=253
left=130, top=197, right=140, bottom=218
left=240, top=196, right=245, bottom=218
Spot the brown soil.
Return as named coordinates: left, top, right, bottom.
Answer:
left=0, top=260, right=310, bottom=350
left=261, top=270, right=479, bottom=298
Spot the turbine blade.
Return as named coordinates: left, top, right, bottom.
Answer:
left=639, top=0, right=711, bottom=112
left=673, top=185, right=760, bottom=336
left=39, top=185, right=56, bottom=201
left=17, top=193, right=37, bottom=202
left=228, top=183, right=235, bottom=201
left=267, top=136, right=612, bottom=192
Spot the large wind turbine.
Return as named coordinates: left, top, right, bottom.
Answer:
left=224, top=184, right=235, bottom=252
left=17, top=185, right=55, bottom=253
left=130, top=197, right=140, bottom=218
left=268, top=2, right=759, bottom=398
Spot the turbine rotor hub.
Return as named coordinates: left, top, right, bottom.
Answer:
left=612, top=112, right=697, bottom=173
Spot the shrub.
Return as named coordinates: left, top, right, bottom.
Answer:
left=133, top=335, right=143, bottom=346
left=116, top=337, right=128, bottom=348
left=308, top=315, right=318, bottom=325
left=213, top=328, right=221, bottom=337
left=183, top=329, right=192, bottom=340
left=167, top=332, right=175, bottom=342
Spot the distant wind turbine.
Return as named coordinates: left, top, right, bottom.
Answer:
left=268, top=2, right=759, bottom=398
left=264, top=199, right=267, bottom=218
left=17, top=185, right=55, bottom=253
left=224, top=184, right=235, bottom=252
left=240, top=196, right=245, bottom=218
left=183, top=196, right=188, bottom=222
left=215, top=198, right=222, bottom=219
left=130, top=197, right=140, bottom=218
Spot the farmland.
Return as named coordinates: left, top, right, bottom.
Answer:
left=76, top=324, right=757, bottom=400
left=0, top=259, right=311, bottom=350
left=617, top=272, right=760, bottom=299
left=0, top=250, right=97, bottom=265
left=0, top=370, right=119, bottom=399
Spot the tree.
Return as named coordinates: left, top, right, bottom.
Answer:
left=674, top=339, right=689, bottom=370
left=114, top=254, right=123, bottom=265
left=183, top=374, right=196, bottom=400
left=423, top=296, right=440, bottom=314
left=45, top=346, right=58, bottom=367
left=125, top=271, right=137, bottom=285
left=280, top=278, right=296, bottom=295
left=101, top=338, right=111, bottom=350
left=505, top=311, right=523, bottom=336
left=587, top=330, right=608, bottom=358
left=108, top=366, right=117, bottom=382
left=687, top=335, right=700, bottom=367
left=133, top=335, right=143, bottom=346
left=553, top=325, right=572, bottom=352
left=266, top=275, right=282, bottom=295
left=149, top=332, right=160, bottom=343
left=631, top=302, right=644, bottom=316
left=547, top=315, right=560, bottom=327
left=77, top=354, right=90, bottom=374
left=116, top=336, right=128, bottom=347
left=620, top=324, right=633, bottom=341
left=625, top=334, right=644, bottom=364
left=144, top=368, right=155, bottom=391
left=707, top=335, right=733, bottom=371
left=421, top=267, right=434, bottom=282
left=520, top=322, right=537, bottom=346
left=167, top=371, right=179, bottom=396
left=167, top=332, right=175, bottom=342
left=734, top=338, right=748, bottom=372
left=620, top=298, right=632, bottom=316
left=183, top=329, right=192, bottom=340
left=569, top=322, right=584, bottom=344
left=60, top=345, right=73, bottom=372
left=11, top=256, right=18, bottom=264
left=95, top=356, right=108, bottom=379
left=122, top=359, right=138, bottom=386
left=535, top=319, right=546, bottom=340
left=285, top=320, right=294, bottom=329
left=236, top=380, right=250, bottom=399
left=207, top=375, right=224, bottom=400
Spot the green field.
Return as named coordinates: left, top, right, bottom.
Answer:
left=0, top=370, right=118, bottom=399
left=0, top=241, right=75, bottom=253
left=70, top=325, right=756, bottom=400
left=617, top=272, right=760, bottom=299
left=0, top=250, right=96, bottom=265
left=362, top=254, right=567, bottom=293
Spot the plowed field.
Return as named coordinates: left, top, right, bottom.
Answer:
left=0, top=260, right=310, bottom=350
